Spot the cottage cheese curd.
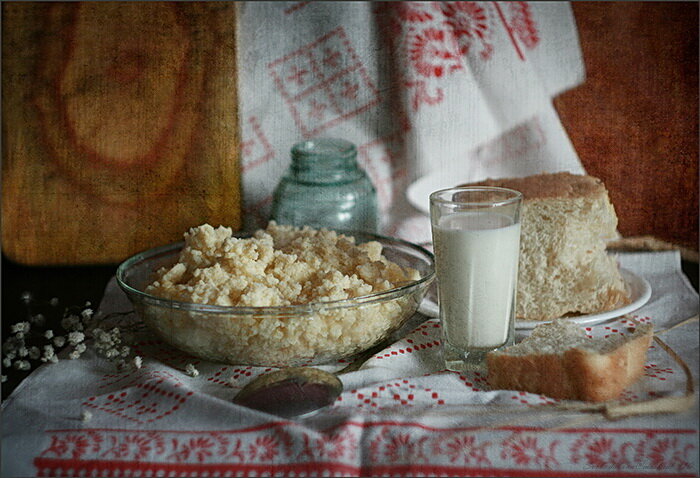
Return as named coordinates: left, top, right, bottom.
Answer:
left=141, top=223, right=423, bottom=365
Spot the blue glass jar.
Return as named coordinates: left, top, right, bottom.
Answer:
left=270, top=138, right=378, bottom=232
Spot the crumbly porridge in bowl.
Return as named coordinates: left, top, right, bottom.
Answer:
left=118, top=222, right=434, bottom=366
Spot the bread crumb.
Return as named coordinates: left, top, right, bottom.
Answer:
left=185, top=363, right=199, bottom=377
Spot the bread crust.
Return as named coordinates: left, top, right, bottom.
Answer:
left=463, top=172, right=606, bottom=201
left=487, top=324, right=653, bottom=402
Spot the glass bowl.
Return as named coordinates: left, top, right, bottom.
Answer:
left=116, top=231, right=435, bottom=367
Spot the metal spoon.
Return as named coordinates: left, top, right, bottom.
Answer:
left=232, top=338, right=393, bottom=418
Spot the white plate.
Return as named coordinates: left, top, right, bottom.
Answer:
left=418, top=268, right=652, bottom=329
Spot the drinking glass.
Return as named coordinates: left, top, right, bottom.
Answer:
left=430, top=187, right=523, bottom=371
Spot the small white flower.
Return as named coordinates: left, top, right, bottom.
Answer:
left=81, top=308, right=93, bottom=320
left=48, top=355, right=59, bottom=364
left=1, top=375, right=6, bottom=383
left=17, top=347, right=28, bottom=358
left=67, top=331, right=85, bottom=346
left=96, top=331, right=111, bottom=343
left=81, top=410, right=93, bottom=422
left=2, top=357, right=12, bottom=368
left=44, top=330, right=54, bottom=340
left=10, top=322, right=30, bottom=334
left=68, top=350, right=81, bottom=360
left=119, top=346, right=130, bottom=357
left=61, top=316, right=83, bottom=332
left=133, top=356, right=143, bottom=369
left=20, top=291, right=32, bottom=303
left=4, top=351, right=16, bottom=360
left=14, top=360, right=31, bottom=371
left=28, top=346, right=40, bottom=360
left=53, top=336, right=66, bottom=348
left=85, top=301, right=92, bottom=307
left=41, top=345, right=55, bottom=362
left=14, top=332, right=25, bottom=340
left=49, top=297, right=59, bottom=307
left=185, top=363, right=199, bottom=377
left=105, top=349, right=119, bottom=359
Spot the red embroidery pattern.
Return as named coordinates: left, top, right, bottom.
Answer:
left=241, top=116, right=275, bottom=173
left=83, top=370, right=194, bottom=424
left=377, top=2, right=539, bottom=111
left=268, top=27, right=380, bottom=137
left=34, top=425, right=697, bottom=476
left=506, top=2, right=540, bottom=50
left=500, top=433, right=559, bottom=468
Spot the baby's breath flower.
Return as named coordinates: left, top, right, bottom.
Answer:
left=104, top=349, right=119, bottom=359
left=13, top=360, right=31, bottom=371
left=10, top=322, right=30, bottom=334
left=49, top=297, right=59, bottom=307
left=28, top=347, right=40, bottom=360
left=67, top=331, right=85, bottom=346
left=44, top=330, right=54, bottom=340
left=61, top=315, right=83, bottom=332
left=2, top=357, right=12, bottom=368
left=14, top=332, right=25, bottom=340
left=133, top=356, right=143, bottom=369
left=81, top=410, right=92, bottom=422
left=1, top=375, right=6, bottom=383
left=2, top=339, right=19, bottom=354
left=185, top=363, right=199, bottom=377
left=53, top=336, right=66, bottom=348
left=48, top=355, right=59, bottom=364
left=85, top=301, right=92, bottom=307
left=81, top=308, right=93, bottom=320
left=41, top=345, right=55, bottom=362
left=119, top=346, right=130, bottom=357
left=20, top=291, right=32, bottom=303
left=4, top=351, right=16, bottom=361
left=74, top=343, right=87, bottom=354
left=17, top=347, right=28, bottom=358
left=68, top=350, right=81, bottom=360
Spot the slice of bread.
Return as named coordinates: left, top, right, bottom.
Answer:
left=461, top=172, right=630, bottom=321
left=487, top=319, right=653, bottom=402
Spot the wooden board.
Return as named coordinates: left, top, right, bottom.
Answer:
left=2, top=2, right=241, bottom=265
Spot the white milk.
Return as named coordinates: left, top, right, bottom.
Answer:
left=432, top=212, right=521, bottom=349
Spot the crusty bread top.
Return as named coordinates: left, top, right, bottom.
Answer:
left=461, top=172, right=607, bottom=201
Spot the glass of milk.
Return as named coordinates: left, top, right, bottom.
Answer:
left=430, top=187, right=523, bottom=371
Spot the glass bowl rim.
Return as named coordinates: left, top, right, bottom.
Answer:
left=116, top=230, right=435, bottom=315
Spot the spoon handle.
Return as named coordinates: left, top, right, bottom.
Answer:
left=336, top=337, right=396, bottom=375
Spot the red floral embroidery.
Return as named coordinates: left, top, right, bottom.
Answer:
left=40, top=434, right=89, bottom=460
left=648, top=438, right=695, bottom=471
left=583, top=437, right=633, bottom=470
left=409, top=27, right=466, bottom=78
left=434, top=434, right=491, bottom=465
left=394, top=2, right=434, bottom=23
left=101, top=434, right=152, bottom=460
left=500, top=434, right=559, bottom=468
left=439, top=2, right=494, bottom=60
left=168, top=437, right=215, bottom=462
left=248, top=435, right=279, bottom=461
left=507, top=2, right=539, bottom=49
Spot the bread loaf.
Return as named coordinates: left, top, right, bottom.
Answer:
left=461, top=172, right=630, bottom=321
left=487, top=319, right=653, bottom=402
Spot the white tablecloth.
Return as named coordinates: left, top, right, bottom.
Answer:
left=3, top=251, right=698, bottom=477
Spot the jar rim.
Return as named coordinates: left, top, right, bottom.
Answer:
left=292, top=138, right=356, bottom=161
